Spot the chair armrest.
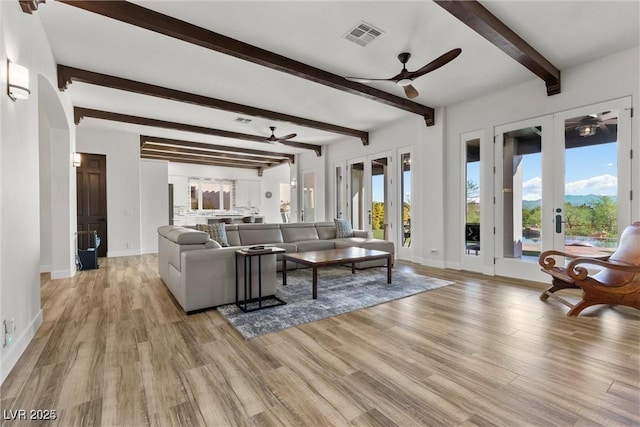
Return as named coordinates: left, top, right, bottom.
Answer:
left=567, top=258, right=640, bottom=281
left=539, top=250, right=581, bottom=270
left=539, top=249, right=609, bottom=270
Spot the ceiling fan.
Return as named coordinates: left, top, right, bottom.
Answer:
left=346, top=48, right=462, bottom=99
left=566, top=112, right=616, bottom=137
left=265, top=126, right=297, bottom=143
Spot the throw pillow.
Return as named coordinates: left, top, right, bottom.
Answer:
left=196, top=223, right=230, bottom=247
left=334, top=218, right=354, bottom=238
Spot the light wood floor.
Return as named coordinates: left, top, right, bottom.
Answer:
left=2, top=254, right=639, bottom=426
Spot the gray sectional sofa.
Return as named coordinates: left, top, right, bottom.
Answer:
left=157, top=222, right=395, bottom=313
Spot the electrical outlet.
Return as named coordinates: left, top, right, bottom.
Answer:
left=126, top=242, right=132, bottom=248
left=3, top=319, right=13, bottom=347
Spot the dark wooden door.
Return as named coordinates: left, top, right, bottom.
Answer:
left=76, top=153, right=108, bottom=257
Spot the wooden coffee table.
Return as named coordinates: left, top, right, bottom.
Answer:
left=282, top=247, right=392, bottom=299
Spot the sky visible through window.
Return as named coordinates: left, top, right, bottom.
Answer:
left=372, top=172, right=411, bottom=203
left=521, top=142, right=617, bottom=201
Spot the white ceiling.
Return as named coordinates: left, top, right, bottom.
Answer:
left=36, top=1, right=640, bottom=155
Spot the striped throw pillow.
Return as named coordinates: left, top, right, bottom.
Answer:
left=334, top=218, right=354, bottom=238
left=196, top=223, right=230, bottom=247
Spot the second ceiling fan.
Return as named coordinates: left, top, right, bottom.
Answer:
left=346, top=48, right=462, bottom=99
left=265, top=126, right=296, bottom=143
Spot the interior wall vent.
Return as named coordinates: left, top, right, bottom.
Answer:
left=343, top=21, right=384, bottom=47
left=235, top=117, right=252, bottom=123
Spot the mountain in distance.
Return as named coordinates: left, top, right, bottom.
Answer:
left=523, top=194, right=617, bottom=210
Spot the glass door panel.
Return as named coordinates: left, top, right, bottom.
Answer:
left=349, top=161, right=365, bottom=229
left=400, top=152, right=411, bottom=248
left=556, top=100, right=631, bottom=256
left=465, top=138, right=481, bottom=256
left=370, top=157, right=389, bottom=240
left=302, top=171, right=315, bottom=222
left=335, top=162, right=345, bottom=219
left=495, top=116, right=553, bottom=280
left=503, top=126, right=544, bottom=259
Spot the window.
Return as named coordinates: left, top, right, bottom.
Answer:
left=189, top=178, right=235, bottom=211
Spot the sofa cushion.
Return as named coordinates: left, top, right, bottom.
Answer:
left=238, top=223, right=284, bottom=245
left=296, top=240, right=336, bottom=252
left=316, top=222, right=337, bottom=240
left=159, top=225, right=210, bottom=245
left=206, top=239, right=222, bottom=249
left=196, top=224, right=230, bottom=247
left=225, top=225, right=241, bottom=246
left=281, top=223, right=319, bottom=243
left=334, top=218, right=354, bottom=238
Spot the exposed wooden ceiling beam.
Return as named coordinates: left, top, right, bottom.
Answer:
left=434, top=0, right=561, bottom=96
left=141, top=151, right=267, bottom=169
left=141, top=147, right=277, bottom=167
left=18, top=0, right=45, bottom=14
left=140, top=135, right=294, bottom=164
left=141, top=143, right=279, bottom=165
left=57, top=65, right=369, bottom=144
left=75, top=107, right=321, bottom=156
left=141, top=153, right=266, bottom=175
left=56, top=0, right=436, bottom=126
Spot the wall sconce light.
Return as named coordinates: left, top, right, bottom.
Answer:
left=73, top=152, right=81, bottom=168
left=290, top=179, right=296, bottom=188
left=7, top=60, right=30, bottom=101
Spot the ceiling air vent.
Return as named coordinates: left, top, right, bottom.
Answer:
left=343, top=21, right=384, bottom=47
left=234, top=117, right=252, bottom=124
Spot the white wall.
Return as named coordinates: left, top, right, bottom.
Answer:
left=443, top=47, right=640, bottom=274
left=1, top=2, right=76, bottom=383
left=76, top=127, right=141, bottom=257
left=259, top=163, right=290, bottom=224
left=38, top=107, right=53, bottom=271
left=140, top=159, right=169, bottom=253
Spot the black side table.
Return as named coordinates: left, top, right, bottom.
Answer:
left=235, top=247, right=286, bottom=312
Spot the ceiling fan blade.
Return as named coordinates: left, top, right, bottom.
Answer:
left=277, top=133, right=297, bottom=141
left=403, top=84, right=419, bottom=99
left=345, top=76, right=394, bottom=84
left=409, top=48, right=462, bottom=79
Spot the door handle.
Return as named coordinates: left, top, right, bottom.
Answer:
left=555, top=215, right=564, bottom=233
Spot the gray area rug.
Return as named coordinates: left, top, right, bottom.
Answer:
left=217, top=266, right=454, bottom=339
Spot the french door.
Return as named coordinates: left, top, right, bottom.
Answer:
left=347, top=152, right=392, bottom=239
left=397, top=147, right=412, bottom=260
left=301, top=170, right=316, bottom=222
left=494, top=97, right=632, bottom=280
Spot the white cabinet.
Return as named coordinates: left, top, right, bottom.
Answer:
left=170, top=175, right=189, bottom=207
left=236, top=180, right=261, bottom=208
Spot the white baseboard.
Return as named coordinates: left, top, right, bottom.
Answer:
left=445, top=261, right=461, bottom=270
left=107, top=249, right=140, bottom=258
left=39, top=264, right=52, bottom=273
left=1, top=309, right=43, bottom=385
left=483, top=267, right=495, bottom=276
left=51, top=269, right=73, bottom=279
left=140, top=248, right=158, bottom=255
left=422, top=259, right=446, bottom=269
